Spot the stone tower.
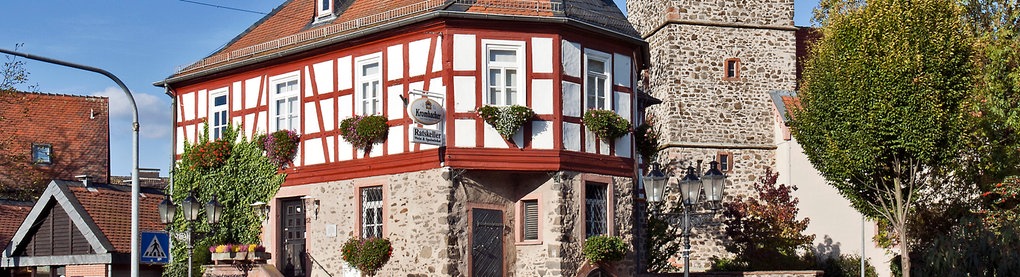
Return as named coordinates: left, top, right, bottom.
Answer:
left=627, top=0, right=798, bottom=271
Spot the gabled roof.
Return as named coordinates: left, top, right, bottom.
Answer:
left=2, top=180, right=164, bottom=267
left=769, top=90, right=800, bottom=124
left=159, top=0, right=640, bottom=86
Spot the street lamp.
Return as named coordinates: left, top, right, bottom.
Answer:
left=641, top=161, right=727, bottom=277
left=159, top=190, right=223, bottom=277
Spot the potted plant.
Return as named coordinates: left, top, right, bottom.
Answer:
left=249, top=244, right=271, bottom=261
left=340, top=115, right=390, bottom=153
left=582, top=235, right=627, bottom=265
left=477, top=105, right=535, bottom=143
left=583, top=109, right=630, bottom=143
left=341, top=237, right=392, bottom=275
left=262, top=129, right=300, bottom=168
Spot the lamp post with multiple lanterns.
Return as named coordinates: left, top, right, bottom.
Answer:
left=642, top=161, right=727, bottom=277
left=159, top=191, right=223, bottom=277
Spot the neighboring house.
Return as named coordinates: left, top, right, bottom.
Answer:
left=0, top=200, right=31, bottom=277
left=0, top=180, right=165, bottom=277
left=0, top=92, right=110, bottom=201
left=155, top=0, right=648, bottom=276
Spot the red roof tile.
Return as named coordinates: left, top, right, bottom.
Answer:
left=0, top=202, right=32, bottom=250
left=69, top=185, right=165, bottom=253
left=781, top=95, right=801, bottom=120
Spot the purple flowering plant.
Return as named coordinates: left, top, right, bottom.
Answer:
left=262, top=129, right=300, bottom=168
left=339, top=115, right=389, bottom=151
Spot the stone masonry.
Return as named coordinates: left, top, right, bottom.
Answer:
left=627, top=0, right=797, bottom=271
left=304, top=168, right=638, bottom=276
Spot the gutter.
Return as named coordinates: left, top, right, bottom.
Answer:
left=163, top=83, right=176, bottom=196
left=153, top=11, right=648, bottom=87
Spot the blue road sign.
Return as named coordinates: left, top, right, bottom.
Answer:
left=141, top=231, right=170, bottom=264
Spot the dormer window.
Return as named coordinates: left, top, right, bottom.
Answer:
left=316, top=0, right=334, bottom=19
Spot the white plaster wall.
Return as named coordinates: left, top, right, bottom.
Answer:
left=615, top=133, right=632, bottom=158
left=454, top=76, right=476, bottom=113
left=389, top=125, right=404, bottom=154
left=337, top=56, right=352, bottom=91
left=313, top=60, right=335, bottom=93
left=232, top=81, right=242, bottom=112
left=532, top=37, right=553, bottom=73
left=387, top=84, right=405, bottom=119
left=304, top=101, right=321, bottom=134
left=245, top=77, right=262, bottom=109
left=562, top=81, right=581, bottom=117
left=319, top=99, right=334, bottom=131
left=408, top=38, right=431, bottom=77
left=777, top=138, right=892, bottom=276
left=198, top=89, right=208, bottom=119
left=561, top=40, right=581, bottom=78
left=175, top=126, right=185, bottom=155
left=306, top=138, right=325, bottom=165
left=483, top=123, right=509, bottom=149
left=453, top=34, right=476, bottom=71
left=532, top=79, right=554, bottom=115
left=563, top=122, right=581, bottom=151
left=181, top=91, right=195, bottom=121
left=387, top=44, right=403, bottom=81
left=432, top=36, right=443, bottom=73
left=455, top=119, right=476, bottom=148
left=613, top=53, right=632, bottom=88
left=532, top=120, right=553, bottom=149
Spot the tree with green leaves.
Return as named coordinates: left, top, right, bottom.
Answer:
left=0, top=44, right=45, bottom=201
left=164, top=126, right=284, bottom=276
left=792, top=0, right=973, bottom=275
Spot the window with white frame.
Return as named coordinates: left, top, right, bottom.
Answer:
left=209, top=89, right=229, bottom=140
left=356, top=55, right=382, bottom=116
left=361, top=186, right=384, bottom=238
left=32, top=143, right=51, bottom=165
left=585, top=182, right=608, bottom=238
left=315, top=0, right=333, bottom=19
left=585, top=51, right=611, bottom=110
left=483, top=41, right=524, bottom=106
left=270, top=74, right=300, bottom=132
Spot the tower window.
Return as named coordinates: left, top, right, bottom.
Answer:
left=724, top=58, right=740, bottom=80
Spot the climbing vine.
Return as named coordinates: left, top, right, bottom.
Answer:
left=164, top=125, right=284, bottom=277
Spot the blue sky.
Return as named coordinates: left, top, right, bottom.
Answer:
left=0, top=0, right=817, bottom=177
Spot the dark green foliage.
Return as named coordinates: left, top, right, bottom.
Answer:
left=341, top=237, right=392, bottom=274
left=914, top=217, right=1020, bottom=276
left=582, top=235, right=627, bottom=264
left=645, top=205, right=682, bottom=273
left=164, top=126, right=284, bottom=277
left=583, top=109, right=631, bottom=142
left=634, top=122, right=661, bottom=161
left=819, top=254, right=878, bottom=277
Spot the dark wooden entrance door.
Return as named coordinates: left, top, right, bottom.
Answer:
left=280, top=199, right=306, bottom=277
left=471, top=208, right=503, bottom=277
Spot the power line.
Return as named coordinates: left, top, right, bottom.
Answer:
left=178, top=0, right=268, bottom=16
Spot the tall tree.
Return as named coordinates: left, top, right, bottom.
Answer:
left=0, top=45, right=45, bottom=201
left=792, top=0, right=973, bottom=275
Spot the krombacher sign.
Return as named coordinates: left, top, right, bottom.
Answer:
left=407, top=97, right=444, bottom=125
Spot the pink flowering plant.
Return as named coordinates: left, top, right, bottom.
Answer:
left=339, top=115, right=389, bottom=151
left=583, top=109, right=630, bottom=143
left=261, top=129, right=300, bottom=168
left=477, top=105, right=535, bottom=139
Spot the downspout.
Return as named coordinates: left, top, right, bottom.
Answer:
left=164, top=82, right=176, bottom=196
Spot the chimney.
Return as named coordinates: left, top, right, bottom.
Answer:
left=75, top=174, right=93, bottom=187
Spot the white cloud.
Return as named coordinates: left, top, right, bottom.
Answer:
left=92, top=87, right=170, bottom=139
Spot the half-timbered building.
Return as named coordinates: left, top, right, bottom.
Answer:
left=156, top=0, right=649, bottom=276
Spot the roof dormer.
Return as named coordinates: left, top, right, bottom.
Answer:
left=314, top=0, right=336, bottom=23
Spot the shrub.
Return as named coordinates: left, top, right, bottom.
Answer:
left=262, top=129, right=300, bottom=168
left=339, top=115, right=389, bottom=150
left=582, top=235, right=627, bottom=264
left=820, top=254, right=877, bottom=277
left=477, top=105, right=534, bottom=139
left=583, top=109, right=630, bottom=142
left=341, top=237, right=392, bottom=274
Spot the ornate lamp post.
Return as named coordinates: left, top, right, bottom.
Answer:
left=642, top=161, right=727, bottom=277
left=159, top=191, right=223, bottom=277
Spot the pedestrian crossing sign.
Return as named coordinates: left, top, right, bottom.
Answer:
left=141, top=231, right=170, bottom=264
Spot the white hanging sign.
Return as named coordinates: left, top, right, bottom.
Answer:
left=407, top=97, right=444, bottom=125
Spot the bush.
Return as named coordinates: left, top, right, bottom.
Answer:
left=341, top=237, right=392, bottom=274
left=582, top=235, right=627, bottom=264
left=583, top=109, right=630, bottom=142
left=262, top=129, right=299, bottom=168
left=477, top=105, right=534, bottom=139
left=819, top=254, right=877, bottom=277
left=339, top=115, right=389, bottom=150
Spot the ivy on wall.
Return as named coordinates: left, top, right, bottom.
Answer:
left=164, top=125, right=284, bottom=277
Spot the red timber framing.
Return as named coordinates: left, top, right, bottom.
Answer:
left=169, top=18, right=642, bottom=187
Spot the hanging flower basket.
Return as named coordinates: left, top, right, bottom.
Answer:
left=341, top=237, right=392, bottom=275
left=477, top=105, right=535, bottom=140
left=634, top=121, right=661, bottom=161
left=583, top=109, right=631, bottom=143
left=340, top=115, right=390, bottom=151
left=262, top=129, right=300, bottom=168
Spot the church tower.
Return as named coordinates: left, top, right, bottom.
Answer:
left=628, top=0, right=798, bottom=270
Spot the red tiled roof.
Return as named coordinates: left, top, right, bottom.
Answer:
left=781, top=95, right=801, bottom=120
left=69, top=185, right=164, bottom=253
left=168, top=0, right=638, bottom=79
left=0, top=202, right=32, bottom=250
